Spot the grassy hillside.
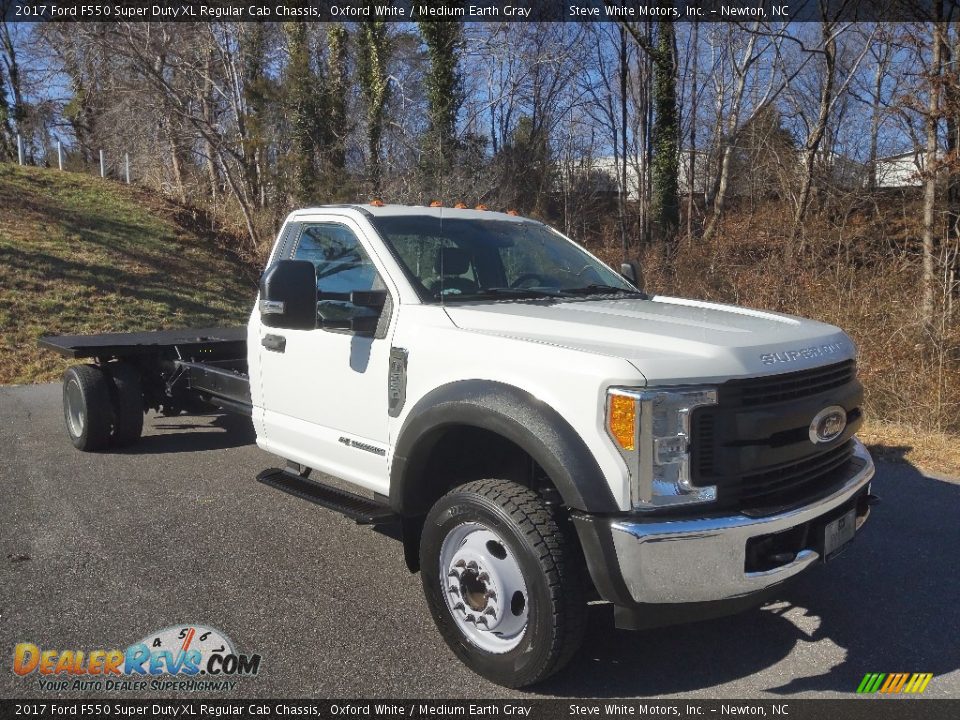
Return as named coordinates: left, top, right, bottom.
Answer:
left=0, top=164, right=257, bottom=385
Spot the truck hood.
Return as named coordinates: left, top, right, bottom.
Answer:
left=443, top=296, right=856, bottom=385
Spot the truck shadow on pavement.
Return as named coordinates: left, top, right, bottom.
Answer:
left=115, top=413, right=256, bottom=454
left=535, top=455, right=960, bottom=698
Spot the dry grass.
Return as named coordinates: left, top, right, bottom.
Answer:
left=0, top=163, right=259, bottom=385
left=861, top=421, right=960, bottom=479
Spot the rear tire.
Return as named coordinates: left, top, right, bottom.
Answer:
left=420, top=479, right=587, bottom=688
left=62, top=365, right=113, bottom=452
left=105, top=362, right=144, bottom=446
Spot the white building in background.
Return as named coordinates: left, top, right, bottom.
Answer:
left=874, top=151, right=925, bottom=188
left=572, top=149, right=923, bottom=198
left=582, top=150, right=710, bottom=201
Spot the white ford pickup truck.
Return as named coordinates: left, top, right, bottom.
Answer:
left=42, top=204, right=876, bottom=687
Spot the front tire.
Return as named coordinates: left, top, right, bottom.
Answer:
left=63, top=365, right=113, bottom=452
left=420, top=479, right=587, bottom=688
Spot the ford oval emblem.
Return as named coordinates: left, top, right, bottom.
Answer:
left=809, top=405, right=847, bottom=444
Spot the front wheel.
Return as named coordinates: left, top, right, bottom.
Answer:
left=420, top=479, right=587, bottom=688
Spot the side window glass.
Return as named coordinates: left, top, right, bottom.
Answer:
left=292, top=223, right=386, bottom=331
left=293, top=223, right=378, bottom=294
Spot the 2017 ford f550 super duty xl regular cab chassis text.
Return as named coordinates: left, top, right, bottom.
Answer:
left=41, top=204, right=876, bottom=687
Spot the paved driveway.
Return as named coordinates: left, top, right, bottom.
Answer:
left=1, top=383, right=957, bottom=699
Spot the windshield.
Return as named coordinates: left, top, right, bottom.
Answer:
left=369, top=215, right=641, bottom=302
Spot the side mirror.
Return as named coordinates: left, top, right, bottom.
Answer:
left=620, top=261, right=639, bottom=287
left=316, top=289, right=389, bottom=335
left=259, top=260, right=317, bottom=330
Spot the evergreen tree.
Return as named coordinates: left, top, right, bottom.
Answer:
left=651, top=18, right=679, bottom=242
left=285, top=23, right=322, bottom=204
left=417, top=9, right=465, bottom=196
left=357, top=17, right=392, bottom=194
left=325, top=23, right=349, bottom=176
left=240, top=23, right=272, bottom=204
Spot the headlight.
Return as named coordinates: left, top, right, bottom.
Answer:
left=606, top=386, right=718, bottom=509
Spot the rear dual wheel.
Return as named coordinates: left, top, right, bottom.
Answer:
left=420, top=479, right=587, bottom=688
left=105, top=362, right=144, bottom=446
left=63, top=362, right=143, bottom=451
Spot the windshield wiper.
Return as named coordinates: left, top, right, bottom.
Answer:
left=443, top=287, right=563, bottom=301
left=564, top=284, right=646, bottom=297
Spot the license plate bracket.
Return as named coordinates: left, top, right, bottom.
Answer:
left=824, top=508, right=856, bottom=561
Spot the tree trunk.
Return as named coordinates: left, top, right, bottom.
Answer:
left=687, top=21, right=698, bottom=240
left=787, top=19, right=837, bottom=262
left=619, top=26, right=629, bottom=256
left=651, top=18, right=679, bottom=244
left=358, top=19, right=391, bottom=195
left=923, top=19, right=945, bottom=325
left=167, top=127, right=186, bottom=202
left=702, top=30, right=759, bottom=242
left=867, top=43, right=888, bottom=191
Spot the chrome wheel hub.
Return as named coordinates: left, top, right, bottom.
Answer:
left=439, top=523, right=528, bottom=653
left=65, top=380, right=84, bottom=437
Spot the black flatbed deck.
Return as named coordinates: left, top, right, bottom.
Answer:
left=40, top=326, right=252, bottom=416
left=38, top=326, right=247, bottom=360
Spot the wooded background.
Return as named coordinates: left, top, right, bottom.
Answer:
left=1, top=6, right=959, bottom=435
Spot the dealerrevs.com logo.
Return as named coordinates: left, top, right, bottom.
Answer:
left=12, top=624, right=262, bottom=692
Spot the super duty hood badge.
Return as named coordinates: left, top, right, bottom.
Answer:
left=760, top=342, right=845, bottom=365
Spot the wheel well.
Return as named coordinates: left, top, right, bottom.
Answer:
left=417, top=424, right=557, bottom=505
left=397, top=424, right=562, bottom=572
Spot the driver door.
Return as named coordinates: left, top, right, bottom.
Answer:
left=256, top=218, right=395, bottom=494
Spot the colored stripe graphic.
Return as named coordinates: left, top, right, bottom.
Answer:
left=909, top=673, right=933, bottom=694
left=856, top=673, right=886, bottom=693
left=857, top=672, right=932, bottom=694
left=856, top=674, right=877, bottom=693
left=882, top=673, right=909, bottom=693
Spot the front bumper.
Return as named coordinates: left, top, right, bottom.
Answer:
left=574, top=438, right=874, bottom=612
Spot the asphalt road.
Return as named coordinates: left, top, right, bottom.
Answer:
left=2, top=383, right=958, bottom=700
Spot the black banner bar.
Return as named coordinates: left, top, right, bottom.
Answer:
left=5, top=0, right=960, bottom=24
left=3, top=700, right=960, bottom=720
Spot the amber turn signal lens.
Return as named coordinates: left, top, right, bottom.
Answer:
left=608, top=395, right=636, bottom=451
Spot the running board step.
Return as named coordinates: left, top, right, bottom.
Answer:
left=256, top=468, right=398, bottom=525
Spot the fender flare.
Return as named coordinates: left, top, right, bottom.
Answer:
left=389, top=380, right=619, bottom=516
